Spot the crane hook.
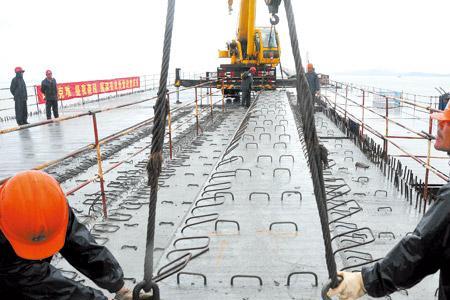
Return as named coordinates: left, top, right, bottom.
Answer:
left=270, top=13, right=279, bottom=25
left=228, top=0, right=233, bottom=14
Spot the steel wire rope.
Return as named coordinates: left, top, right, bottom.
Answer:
left=268, top=23, right=287, bottom=90
left=132, top=0, right=176, bottom=299
left=267, top=23, right=287, bottom=91
left=281, top=0, right=340, bottom=298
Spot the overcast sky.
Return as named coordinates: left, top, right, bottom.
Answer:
left=1, top=0, right=449, bottom=84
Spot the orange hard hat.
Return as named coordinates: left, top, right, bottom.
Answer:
left=307, top=63, right=313, bottom=71
left=0, top=170, right=69, bottom=260
left=431, top=102, right=450, bottom=121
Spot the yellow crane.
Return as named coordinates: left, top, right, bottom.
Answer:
left=217, top=0, right=282, bottom=100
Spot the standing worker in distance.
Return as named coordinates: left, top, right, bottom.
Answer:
left=305, top=63, right=320, bottom=99
left=0, top=170, right=152, bottom=300
left=327, top=104, right=450, bottom=299
left=41, top=69, right=60, bottom=119
left=241, top=66, right=256, bottom=108
left=10, top=66, right=29, bottom=125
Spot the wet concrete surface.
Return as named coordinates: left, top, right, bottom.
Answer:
left=2, top=87, right=440, bottom=299
left=155, top=91, right=328, bottom=299
left=0, top=87, right=209, bottom=179
left=53, top=101, right=247, bottom=298
left=313, top=109, right=438, bottom=299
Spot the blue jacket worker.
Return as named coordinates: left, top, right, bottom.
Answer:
left=305, top=63, right=320, bottom=98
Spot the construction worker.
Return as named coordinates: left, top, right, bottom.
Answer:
left=41, top=69, right=59, bottom=119
left=305, top=63, right=320, bottom=99
left=0, top=170, right=151, bottom=300
left=241, top=66, right=256, bottom=108
left=327, top=105, right=450, bottom=299
left=439, top=92, right=450, bottom=111
left=10, top=66, right=29, bottom=125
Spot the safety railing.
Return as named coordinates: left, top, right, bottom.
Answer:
left=0, top=80, right=227, bottom=218
left=0, top=72, right=204, bottom=121
left=322, top=80, right=448, bottom=213
left=332, top=80, right=441, bottom=108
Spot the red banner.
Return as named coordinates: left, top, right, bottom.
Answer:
left=36, top=76, right=140, bottom=104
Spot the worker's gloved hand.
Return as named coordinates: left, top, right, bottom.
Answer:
left=113, top=287, right=153, bottom=300
left=327, top=272, right=366, bottom=300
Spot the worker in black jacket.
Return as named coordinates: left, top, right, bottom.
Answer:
left=41, top=69, right=59, bottom=119
left=10, top=66, right=29, bottom=125
left=0, top=170, right=151, bottom=300
left=327, top=104, right=450, bottom=299
left=241, top=67, right=256, bottom=108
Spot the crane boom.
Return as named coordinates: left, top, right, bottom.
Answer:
left=237, top=0, right=256, bottom=57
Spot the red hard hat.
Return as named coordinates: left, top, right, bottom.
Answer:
left=46, top=70, right=52, bottom=75
left=0, top=170, right=69, bottom=260
left=14, top=67, right=25, bottom=73
left=249, top=67, right=257, bottom=74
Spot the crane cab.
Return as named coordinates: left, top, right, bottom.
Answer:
left=255, top=27, right=280, bottom=67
